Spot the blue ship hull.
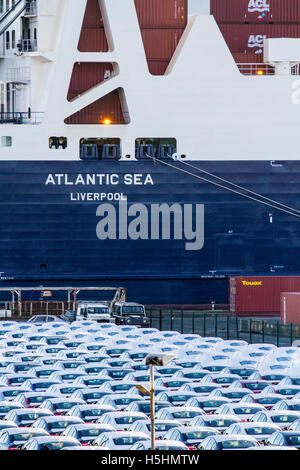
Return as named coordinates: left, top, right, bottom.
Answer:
left=0, top=160, right=300, bottom=306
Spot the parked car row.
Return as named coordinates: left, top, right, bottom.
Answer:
left=0, top=319, right=298, bottom=450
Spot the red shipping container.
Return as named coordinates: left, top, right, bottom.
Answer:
left=67, top=63, right=114, bottom=101
left=141, top=28, right=185, bottom=60
left=65, top=88, right=127, bottom=125
left=147, top=60, right=170, bottom=75
left=211, top=0, right=300, bottom=24
left=78, top=0, right=108, bottom=52
left=218, top=23, right=300, bottom=53
left=229, top=276, right=300, bottom=316
left=280, top=292, right=300, bottom=325
left=232, top=52, right=264, bottom=62
left=135, top=0, right=187, bottom=28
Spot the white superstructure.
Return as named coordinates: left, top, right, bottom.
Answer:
left=0, top=0, right=300, bottom=161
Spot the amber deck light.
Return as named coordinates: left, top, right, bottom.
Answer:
left=257, top=69, right=264, bottom=76
left=103, top=118, right=111, bottom=125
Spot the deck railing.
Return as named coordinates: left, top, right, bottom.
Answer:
left=237, top=63, right=300, bottom=76
left=0, top=111, right=44, bottom=124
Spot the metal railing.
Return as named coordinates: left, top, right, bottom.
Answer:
left=18, top=39, right=37, bottom=52
left=0, top=111, right=44, bottom=124
left=6, top=66, right=31, bottom=82
left=237, top=62, right=300, bottom=76
left=145, top=308, right=300, bottom=347
left=24, top=0, right=37, bottom=16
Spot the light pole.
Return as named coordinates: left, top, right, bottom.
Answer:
left=144, top=353, right=176, bottom=451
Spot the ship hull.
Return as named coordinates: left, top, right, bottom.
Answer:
left=1, top=159, right=300, bottom=306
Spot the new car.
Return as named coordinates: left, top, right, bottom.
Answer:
left=3, top=407, right=54, bottom=426
left=66, top=404, right=116, bottom=423
left=61, top=423, right=115, bottom=444
left=155, top=406, right=205, bottom=425
left=92, top=431, right=149, bottom=450
left=250, top=410, right=300, bottom=429
left=129, top=440, right=189, bottom=450
left=265, top=430, right=300, bottom=449
left=21, top=435, right=81, bottom=450
left=97, top=411, right=148, bottom=431
left=224, top=422, right=281, bottom=444
left=162, top=426, right=220, bottom=450
left=31, top=415, right=84, bottom=435
left=198, top=434, right=260, bottom=450
left=0, top=427, right=49, bottom=449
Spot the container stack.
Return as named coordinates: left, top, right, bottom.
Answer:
left=134, top=0, right=188, bottom=75
left=211, top=0, right=300, bottom=69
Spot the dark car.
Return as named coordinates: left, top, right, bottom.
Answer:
left=112, top=302, right=149, bottom=327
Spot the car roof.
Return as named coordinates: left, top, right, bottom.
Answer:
left=3, top=427, right=49, bottom=435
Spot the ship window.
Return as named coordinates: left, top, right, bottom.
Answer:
left=12, top=30, right=15, bottom=49
left=135, top=138, right=176, bottom=160
left=6, top=31, right=10, bottom=50
left=1, top=136, right=12, bottom=147
left=80, top=138, right=121, bottom=160
left=49, top=137, right=67, bottom=150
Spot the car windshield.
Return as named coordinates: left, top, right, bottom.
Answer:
left=193, top=386, right=216, bottom=393
left=28, top=396, right=46, bottom=404
left=34, top=383, right=54, bottom=389
left=112, top=384, right=132, bottom=391
left=155, top=423, right=176, bottom=431
left=56, top=403, right=77, bottom=410
left=272, top=415, right=297, bottom=423
left=115, top=399, right=133, bottom=405
left=13, top=433, right=37, bottom=441
left=82, top=410, right=103, bottom=417
left=113, top=437, right=145, bottom=445
left=234, top=408, right=259, bottom=415
left=21, top=414, right=43, bottom=421
left=0, top=406, right=15, bottom=414
left=80, top=429, right=102, bottom=437
left=60, top=388, right=78, bottom=394
left=85, top=393, right=104, bottom=400
left=172, top=411, right=200, bottom=419
left=42, top=442, right=78, bottom=450
left=215, top=377, right=236, bottom=384
left=221, top=440, right=256, bottom=449
left=10, top=377, right=27, bottom=384
left=210, top=419, right=237, bottom=427
left=257, top=397, right=280, bottom=405
left=121, top=307, right=144, bottom=314
left=85, top=379, right=106, bottom=386
left=225, top=392, right=247, bottom=399
left=247, top=427, right=277, bottom=435
left=115, top=416, right=141, bottom=424
left=51, top=421, right=72, bottom=429
left=86, top=308, right=109, bottom=314
left=183, top=431, right=215, bottom=439
left=246, top=383, right=267, bottom=390
left=287, top=435, right=300, bottom=445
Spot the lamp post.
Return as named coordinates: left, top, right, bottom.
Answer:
left=144, top=353, right=176, bottom=451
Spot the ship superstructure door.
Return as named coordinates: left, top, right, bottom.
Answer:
left=216, top=234, right=247, bottom=272
left=0, top=80, right=6, bottom=113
